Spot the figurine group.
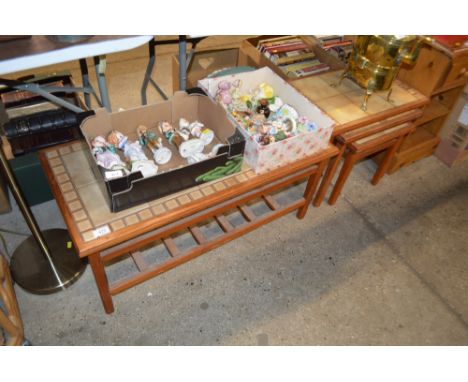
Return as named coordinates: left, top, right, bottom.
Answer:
left=215, top=80, right=317, bottom=146
left=91, top=119, right=218, bottom=178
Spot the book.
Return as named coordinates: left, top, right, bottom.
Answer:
left=265, top=42, right=309, bottom=55
left=258, top=36, right=302, bottom=48
left=281, top=59, right=322, bottom=74
left=272, top=51, right=316, bottom=65
left=288, top=63, right=330, bottom=78
left=257, top=36, right=304, bottom=53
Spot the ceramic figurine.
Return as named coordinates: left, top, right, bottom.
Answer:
left=158, top=121, right=184, bottom=148
left=179, top=139, right=206, bottom=160
left=256, top=83, right=274, bottom=100
left=137, top=125, right=172, bottom=165
left=216, top=79, right=242, bottom=108
left=189, top=120, right=215, bottom=146
left=276, top=104, right=299, bottom=120
left=91, top=136, right=127, bottom=172
left=107, top=130, right=158, bottom=177
left=160, top=119, right=206, bottom=163
left=256, top=99, right=271, bottom=118
left=282, top=116, right=297, bottom=133
left=216, top=80, right=233, bottom=106
left=268, top=96, right=284, bottom=112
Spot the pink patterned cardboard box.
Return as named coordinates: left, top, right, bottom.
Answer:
left=199, top=67, right=336, bottom=173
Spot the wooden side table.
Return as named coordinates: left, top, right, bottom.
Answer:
left=314, top=109, right=422, bottom=206
left=326, top=121, right=416, bottom=205
left=290, top=70, right=428, bottom=206
left=40, top=141, right=339, bottom=314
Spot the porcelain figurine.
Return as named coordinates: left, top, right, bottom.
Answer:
left=179, top=139, right=206, bottom=160
left=160, top=119, right=207, bottom=163
left=275, top=104, right=299, bottom=120
left=216, top=79, right=242, bottom=108
left=189, top=120, right=215, bottom=146
left=256, top=99, right=271, bottom=118
left=256, top=83, right=274, bottom=100
left=137, top=125, right=172, bottom=165
left=158, top=121, right=183, bottom=148
left=91, top=136, right=127, bottom=172
left=107, top=130, right=158, bottom=177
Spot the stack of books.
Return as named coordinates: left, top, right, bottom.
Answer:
left=315, top=35, right=354, bottom=64
left=257, top=36, right=330, bottom=79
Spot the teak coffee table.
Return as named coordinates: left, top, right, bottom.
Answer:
left=40, top=141, right=338, bottom=314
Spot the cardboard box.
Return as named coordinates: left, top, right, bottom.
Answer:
left=435, top=88, right=468, bottom=167
left=172, top=48, right=239, bottom=92
left=238, top=35, right=345, bottom=83
left=80, top=90, right=245, bottom=212
left=199, top=67, right=335, bottom=174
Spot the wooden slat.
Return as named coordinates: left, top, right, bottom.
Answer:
left=162, top=237, right=181, bottom=257
left=130, top=251, right=148, bottom=272
left=110, top=199, right=305, bottom=296
left=262, top=195, right=280, bottom=211
left=215, top=215, right=234, bottom=233
left=189, top=226, right=206, bottom=245
left=238, top=205, right=256, bottom=222
left=350, top=123, right=414, bottom=152
left=101, top=165, right=318, bottom=264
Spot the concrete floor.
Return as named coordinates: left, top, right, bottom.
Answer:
left=1, top=36, right=468, bottom=345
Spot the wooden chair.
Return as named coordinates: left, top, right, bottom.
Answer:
left=314, top=109, right=422, bottom=207
left=0, top=253, right=24, bottom=346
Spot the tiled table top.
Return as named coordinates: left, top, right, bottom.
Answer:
left=42, top=141, right=256, bottom=246
left=292, top=70, right=428, bottom=134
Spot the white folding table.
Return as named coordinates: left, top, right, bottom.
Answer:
left=0, top=35, right=153, bottom=112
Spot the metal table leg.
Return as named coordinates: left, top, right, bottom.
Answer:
left=93, top=55, right=111, bottom=112
left=178, top=35, right=187, bottom=91
left=79, top=59, right=92, bottom=109
left=141, top=39, right=168, bottom=105
left=79, top=58, right=102, bottom=109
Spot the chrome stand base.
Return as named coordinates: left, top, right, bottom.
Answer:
left=10, top=229, right=87, bottom=295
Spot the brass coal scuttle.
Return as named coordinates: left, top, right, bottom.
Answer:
left=336, top=35, right=429, bottom=110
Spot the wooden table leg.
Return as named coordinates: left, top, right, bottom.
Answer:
left=88, top=253, right=114, bottom=314
left=313, top=142, right=345, bottom=207
left=371, top=135, right=405, bottom=185
left=328, top=152, right=359, bottom=206
left=297, top=159, right=327, bottom=219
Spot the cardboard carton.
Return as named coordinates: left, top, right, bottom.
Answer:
left=198, top=67, right=335, bottom=174
left=435, top=88, right=468, bottom=167
left=80, top=90, right=245, bottom=212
